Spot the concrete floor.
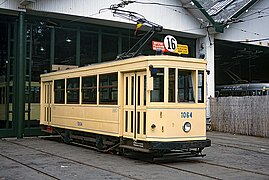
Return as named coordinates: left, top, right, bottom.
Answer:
left=0, top=131, right=268, bottom=180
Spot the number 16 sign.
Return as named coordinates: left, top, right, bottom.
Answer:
left=164, top=35, right=178, bottom=53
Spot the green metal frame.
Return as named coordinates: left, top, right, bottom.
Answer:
left=192, top=0, right=259, bottom=33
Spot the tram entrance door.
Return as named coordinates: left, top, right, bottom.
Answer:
left=123, top=71, right=147, bottom=140
left=43, top=81, right=52, bottom=125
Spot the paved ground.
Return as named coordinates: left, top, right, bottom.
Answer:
left=0, top=131, right=268, bottom=180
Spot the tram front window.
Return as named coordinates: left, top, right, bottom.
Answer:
left=178, top=70, right=194, bottom=102
left=150, top=68, right=164, bottom=102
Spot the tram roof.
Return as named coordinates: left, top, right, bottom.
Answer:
left=41, top=55, right=207, bottom=79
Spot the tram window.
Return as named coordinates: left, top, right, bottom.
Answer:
left=178, top=70, right=194, bottom=102
left=99, top=73, right=118, bottom=105
left=125, top=77, right=128, bottom=105
left=137, top=76, right=141, bottom=106
left=144, top=75, right=146, bottom=106
left=168, top=68, right=175, bottom=102
left=54, top=79, right=65, bottom=104
left=125, top=111, right=128, bottom=132
left=82, top=76, right=97, bottom=104
left=137, top=111, right=140, bottom=134
left=150, top=68, right=164, bottom=102
left=198, top=71, right=204, bottom=103
left=67, top=78, right=80, bottom=104
left=143, top=112, right=146, bottom=135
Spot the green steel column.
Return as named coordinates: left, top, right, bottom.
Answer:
left=76, top=29, right=80, bottom=66
left=16, top=12, right=26, bottom=138
left=50, top=27, right=55, bottom=71
left=98, top=30, right=102, bottom=63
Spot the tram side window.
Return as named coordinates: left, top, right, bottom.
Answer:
left=82, top=76, right=97, bottom=104
left=168, top=68, right=176, bottom=102
left=198, top=71, right=204, bottom=103
left=178, top=70, right=194, bottom=102
left=54, top=79, right=65, bottom=104
left=99, top=73, right=118, bottom=105
left=150, top=68, right=164, bottom=102
left=0, top=87, right=6, bottom=104
left=67, top=78, right=80, bottom=104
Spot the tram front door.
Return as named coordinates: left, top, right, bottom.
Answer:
left=43, top=81, right=52, bottom=125
left=123, top=72, right=147, bottom=141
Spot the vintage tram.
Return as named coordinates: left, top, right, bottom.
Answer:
left=40, top=55, right=211, bottom=157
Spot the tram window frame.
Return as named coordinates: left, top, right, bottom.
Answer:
left=54, top=79, right=65, bottom=104
left=178, top=70, right=195, bottom=103
left=198, top=71, right=204, bottom=103
left=99, top=73, right=118, bottom=105
left=168, top=68, right=176, bottom=102
left=82, top=75, right=97, bottom=104
left=67, top=77, right=80, bottom=104
left=150, top=68, right=164, bottom=102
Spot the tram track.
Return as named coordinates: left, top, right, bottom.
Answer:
left=1, top=138, right=220, bottom=179
left=2, top=138, right=269, bottom=179
left=0, top=152, right=60, bottom=180
left=2, top=139, right=140, bottom=180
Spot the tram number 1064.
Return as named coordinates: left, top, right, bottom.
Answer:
left=180, top=112, right=193, bottom=119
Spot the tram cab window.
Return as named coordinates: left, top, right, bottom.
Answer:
left=178, top=70, right=194, bottom=102
left=67, top=78, right=80, bottom=104
left=150, top=68, right=164, bottom=102
left=198, top=71, right=204, bottom=103
left=82, top=76, right=97, bottom=104
left=99, top=73, right=118, bottom=105
left=168, top=68, right=176, bottom=102
left=54, top=79, right=65, bottom=104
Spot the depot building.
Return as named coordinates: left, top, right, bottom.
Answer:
left=0, top=0, right=268, bottom=138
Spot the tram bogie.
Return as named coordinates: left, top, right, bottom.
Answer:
left=40, top=55, right=211, bottom=157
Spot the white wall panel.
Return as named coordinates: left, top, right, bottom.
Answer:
left=26, top=0, right=206, bottom=36
left=216, top=0, right=269, bottom=47
left=0, top=0, right=22, bottom=11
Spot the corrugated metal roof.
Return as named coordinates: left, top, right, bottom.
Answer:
left=196, top=0, right=254, bottom=23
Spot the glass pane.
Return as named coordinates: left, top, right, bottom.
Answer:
left=54, top=79, right=65, bottom=104
left=178, top=70, right=194, bottom=102
left=55, top=29, right=76, bottom=65
left=169, top=68, right=175, bottom=102
left=99, top=73, right=118, bottom=104
left=198, top=71, right=204, bottom=103
left=102, top=35, right=118, bottom=62
left=82, top=76, right=97, bottom=104
left=67, top=77, right=79, bottom=104
left=80, top=32, right=98, bottom=66
left=150, top=68, right=164, bottom=102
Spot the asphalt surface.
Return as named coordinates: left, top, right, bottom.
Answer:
left=0, top=131, right=268, bottom=180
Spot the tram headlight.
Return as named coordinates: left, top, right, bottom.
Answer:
left=183, top=122, right=191, bottom=132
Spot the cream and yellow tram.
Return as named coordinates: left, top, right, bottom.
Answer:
left=40, top=55, right=211, bottom=157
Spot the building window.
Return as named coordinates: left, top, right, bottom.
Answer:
left=67, top=77, right=80, bottom=104
left=102, top=35, right=118, bottom=62
left=54, top=79, right=65, bottom=104
left=150, top=68, right=164, bottom=102
left=198, top=71, right=204, bottom=103
left=99, top=73, right=118, bottom=104
left=80, top=32, right=98, bottom=66
left=82, top=76, right=97, bottom=104
left=55, top=29, right=76, bottom=65
left=178, top=70, right=194, bottom=102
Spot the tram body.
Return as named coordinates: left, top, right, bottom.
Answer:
left=40, top=55, right=211, bottom=157
left=216, top=83, right=269, bottom=97
left=0, top=81, right=40, bottom=127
